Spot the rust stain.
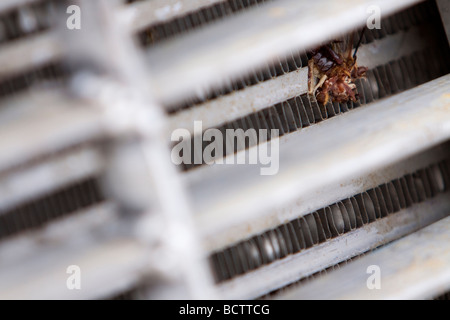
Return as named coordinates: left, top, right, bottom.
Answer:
left=268, top=7, right=286, bottom=18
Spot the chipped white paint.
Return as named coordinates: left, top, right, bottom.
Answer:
left=155, top=2, right=183, bottom=20
left=125, top=0, right=226, bottom=32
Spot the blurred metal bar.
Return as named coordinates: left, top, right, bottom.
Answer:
left=0, top=0, right=40, bottom=13
left=187, top=74, right=450, bottom=250
left=145, top=0, right=423, bottom=107
left=0, top=100, right=105, bottom=174
left=0, top=90, right=73, bottom=126
left=218, top=192, right=450, bottom=299
left=0, top=145, right=104, bottom=212
left=277, top=215, right=450, bottom=300
left=125, top=0, right=227, bottom=32
left=0, top=202, right=148, bottom=300
left=71, top=0, right=217, bottom=299
left=0, top=31, right=64, bottom=78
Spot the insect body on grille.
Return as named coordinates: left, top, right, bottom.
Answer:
left=307, top=30, right=368, bottom=105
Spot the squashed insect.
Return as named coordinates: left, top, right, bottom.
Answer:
left=307, top=30, right=368, bottom=105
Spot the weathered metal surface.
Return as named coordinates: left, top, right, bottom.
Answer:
left=277, top=215, right=450, bottom=300
left=187, top=75, right=450, bottom=251
left=197, top=142, right=450, bottom=252
left=145, top=0, right=423, bottom=106
left=0, top=146, right=104, bottom=212
left=0, top=31, right=64, bottom=79
left=168, top=68, right=307, bottom=137
left=0, top=99, right=105, bottom=174
left=0, top=0, right=40, bottom=14
left=124, top=0, right=228, bottom=32
left=168, top=25, right=432, bottom=137
left=0, top=202, right=148, bottom=300
left=70, top=0, right=217, bottom=299
left=217, top=192, right=450, bottom=299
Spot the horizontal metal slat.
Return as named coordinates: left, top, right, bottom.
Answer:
left=124, top=0, right=228, bottom=32
left=201, top=142, right=450, bottom=251
left=0, top=94, right=105, bottom=173
left=277, top=215, right=450, bottom=300
left=0, top=0, right=41, bottom=14
left=217, top=193, right=450, bottom=299
left=168, top=24, right=432, bottom=136
left=0, top=202, right=151, bottom=300
left=186, top=74, right=450, bottom=250
left=0, top=146, right=104, bottom=212
left=145, top=0, right=423, bottom=107
left=0, top=31, right=64, bottom=79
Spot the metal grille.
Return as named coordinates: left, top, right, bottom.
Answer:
left=211, top=158, right=450, bottom=282
left=0, top=177, right=104, bottom=240
left=138, top=0, right=273, bottom=47
left=0, top=0, right=449, bottom=300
